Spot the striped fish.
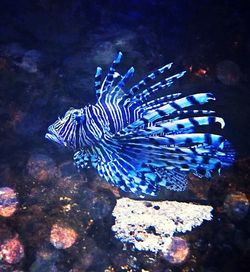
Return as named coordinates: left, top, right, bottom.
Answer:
left=45, top=52, right=235, bottom=196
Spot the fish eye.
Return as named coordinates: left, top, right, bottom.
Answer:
left=72, top=110, right=79, bottom=116
left=71, top=109, right=85, bottom=123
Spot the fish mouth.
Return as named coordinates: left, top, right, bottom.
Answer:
left=45, top=132, right=64, bottom=145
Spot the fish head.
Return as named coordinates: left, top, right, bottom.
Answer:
left=45, top=107, right=85, bottom=149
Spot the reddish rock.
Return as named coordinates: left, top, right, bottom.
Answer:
left=50, top=223, right=77, bottom=249
left=164, top=237, right=189, bottom=264
left=0, top=187, right=18, bottom=217
left=27, top=153, right=58, bottom=182
left=216, top=60, right=240, bottom=86
left=223, top=191, right=249, bottom=221
left=0, top=236, right=24, bottom=264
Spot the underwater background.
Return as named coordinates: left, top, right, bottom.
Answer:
left=0, top=0, right=250, bottom=271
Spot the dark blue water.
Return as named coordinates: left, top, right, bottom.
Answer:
left=0, top=1, right=249, bottom=271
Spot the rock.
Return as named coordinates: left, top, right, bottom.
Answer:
left=79, top=188, right=116, bottom=221
left=0, top=44, right=43, bottom=73
left=29, top=246, right=59, bottom=272
left=50, top=223, right=78, bottom=249
left=56, top=160, right=88, bottom=201
left=0, top=164, right=12, bottom=182
left=0, top=235, right=24, bottom=264
left=14, top=49, right=42, bottom=73
left=223, top=191, right=249, bottom=221
left=26, top=153, right=58, bottom=182
left=0, top=43, right=25, bottom=59
left=92, top=42, right=117, bottom=66
left=58, top=161, right=76, bottom=177
left=0, top=187, right=18, bottom=217
left=14, top=111, right=45, bottom=137
left=216, top=60, right=241, bottom=86
left=63, top=51, right=86, bottom=72
left=61, top=51, right=93, bottom=97
left=163, top=237, right=189, bottom=264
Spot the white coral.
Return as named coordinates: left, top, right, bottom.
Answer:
left=112, top=198, right=213, bottom=254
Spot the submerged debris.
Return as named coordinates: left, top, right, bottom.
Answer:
left=112, top=198, right=212, bottom=254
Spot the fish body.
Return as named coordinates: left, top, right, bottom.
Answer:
left=46, top=52, right=235, bottom=196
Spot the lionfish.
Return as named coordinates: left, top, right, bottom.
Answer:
left=46, top=52, right=235, bottom=196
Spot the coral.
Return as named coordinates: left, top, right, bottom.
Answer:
left=112, top=198, right=212, bottom=254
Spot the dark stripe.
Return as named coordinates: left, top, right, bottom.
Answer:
left=208, top=116, right=216, bottom=125
left=205, top=133, right=212, bottom=145
left=181, top=163, right=189, bottom=169
left=186, top=95, right=199, bottom=105
left=168, top=137, right=175, bottom=145
left=207, top=93, right=215, bottom=99
left=218, top=136, right=223, bottom=144
left=202, top=156, right=210, bottom=164
left=131, top=86, right=139, bottom=94
left=197, top=166, right=206, bottom=175
left=142, top=117, right=149, bottom=126
left=177, top=124, right=185, bottom=129
left=120, top=106, right=128, bottom=127
left=88, top=106, right=103, bottom=136
left=138, top=82, right=145, bottom=88
left=75, top=123, right=80, bottom=149
left=107, top=75, right=113, bottom=81
left=63, top=122, right=74, bottom=142
left=214, top=162, right=222, bottom=170
left=95, top=74, right=101, bottom=80
left=101, top=103, right=115, bottom=133
left=144, top=76, right=151, bottom=83
left=157, top=109, right=166, bottom=117
left=185, top=137, right=193, bottom=145
left=170, top=102, right=182, bottom=110
left=82, top=120, right=95, bottom=144
left=59, top=116, right=71, bottom=136
left=189, top=117, right=199, bottom=127
left=153, top=70, right=161, bottom=77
